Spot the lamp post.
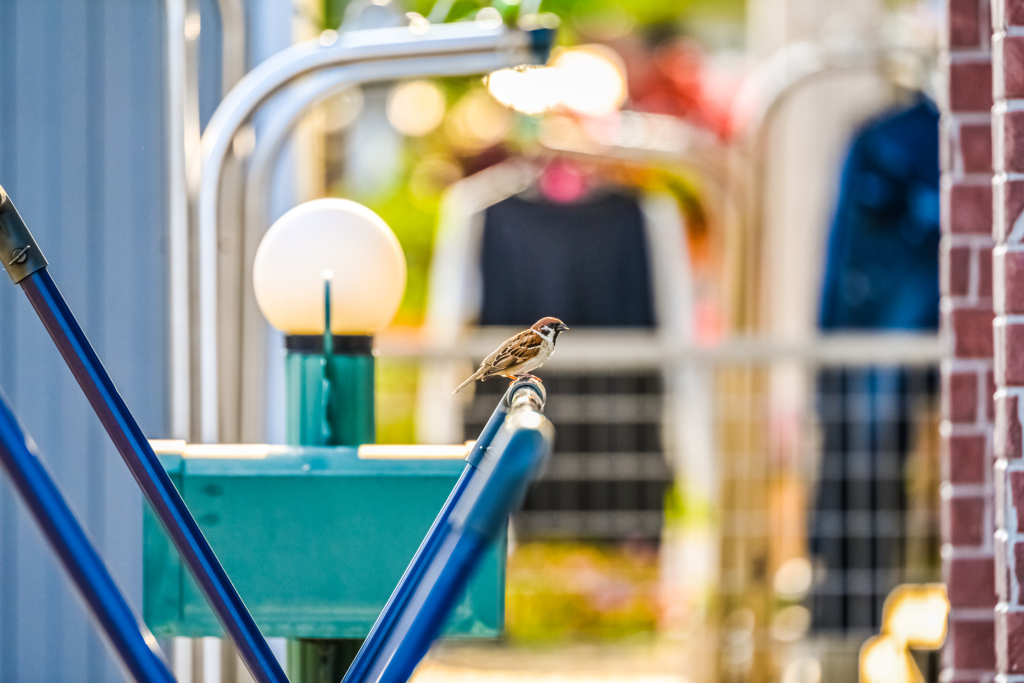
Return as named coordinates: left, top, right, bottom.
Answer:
left=252, top=197, right=406, bottom=680
left=253, top=197, right=405, bottom=447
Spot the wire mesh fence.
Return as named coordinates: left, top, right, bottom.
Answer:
left=378, top=330, right=943, bottom=682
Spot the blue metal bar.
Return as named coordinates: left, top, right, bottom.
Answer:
left=17, top=269, right=287, bottom=683
left=362, top=387, right=553, bottom=683
left=0, top=389, right=175, bottom=683
left=342, top=385, right=522, bottom=683
left=0, top=185, right=284, bottom=680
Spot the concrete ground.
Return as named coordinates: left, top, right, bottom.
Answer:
left=411, top=641, right=692, bottom=683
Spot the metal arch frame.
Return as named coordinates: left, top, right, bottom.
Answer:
left=191, top=22, right=551, bottom=443
left=727, top=39, right=931, bottom=329
left=236, top=52, right=527, bottom=440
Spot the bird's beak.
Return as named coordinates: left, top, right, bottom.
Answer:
left=559, top=323, right=570, bottom=331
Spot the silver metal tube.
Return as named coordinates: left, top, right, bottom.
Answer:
left=376, top=331, right=945, bottom=369
left=237, top=52, right=523, bottom=440
left=166, top=0, right=202, bottom=440
left=194, top=22, right=544, bottom=442
left=217, top=0, right=247, bottom=93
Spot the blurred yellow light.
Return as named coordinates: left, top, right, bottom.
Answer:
left=253, top=199, right=406, bottom=335
left=484, top=66, right=563, bottom=115
left=445, top=89, right=512, bottom=150
left=882, top=584, right=950, bottom=649
left=860, top=635, right=920, bottom=683
left=387, top=80, right=446, bottom=137
left=773, top=557, right=813, bottom=599
left=550, top=45, right=627, bottom=117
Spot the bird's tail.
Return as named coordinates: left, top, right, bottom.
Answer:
left=453, top=369, right=484, bottom=394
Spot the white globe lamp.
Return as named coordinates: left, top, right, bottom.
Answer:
left=252, top=198, right=406, bottom=447
left=253, top=198, right=406, bottom=335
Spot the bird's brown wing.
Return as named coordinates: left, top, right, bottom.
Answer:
left=479, top=329, right=544, bottom=378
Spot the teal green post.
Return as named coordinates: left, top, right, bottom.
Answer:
left=288, top=280, right=376, bottom=682
left=284, top=342, right=375, bottom=448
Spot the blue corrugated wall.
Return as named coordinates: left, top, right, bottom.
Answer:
left=0, top=1, right=169, bottom=681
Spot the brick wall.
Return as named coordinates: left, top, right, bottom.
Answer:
left=992, top=0, right=1024, bottom=677
left=942, top=0, right=997, bottom=679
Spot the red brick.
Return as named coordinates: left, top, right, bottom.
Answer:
left=1011, top=0, right=1024, bottom=28
left=999, top=248, right=1024, bottom=313
left=997, top=609, right=1024, bottom=673
left=1016, top=544, right=1024, bottom=606
left=996, top=393, right=1023, bottom=459
left=996, top=178, right=1024, bottom=242
left=1005, top=110, right=1024, bottom=174
left=950, top=0, right=982, bottom=47
left=949, top=432, right=988, bottom=483
left=952, top=617, right=997, bottom=670
left=951, top=305, right=995, bottom=357
left=949, top=183, right=994, bottom=235
left=949, top=495, right=988, bottom=545
left=997, top=321, right=1024, bottom=384
left=947, top=370, right=981, bottom=422
left=981, top=247, right=994, bottom=297
left=1004, top=36, right=1024, bottom=99
left=1012, top=471, right=1024, bottom=528
left=944, top=244, right=973, bottom=297
left=961, top=122, right=993, bottom=173
left=949, top=556, right=996, bottom=608
left=950, top=60, right=994, bottom=112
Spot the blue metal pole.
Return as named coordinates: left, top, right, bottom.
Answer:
left=0, top=389, right=175, bottom=683
left=364, top=390, right=553, bottom=683
left=342, top=386, right=520, bottom=683
left=0, top=188, right=288, bottom=683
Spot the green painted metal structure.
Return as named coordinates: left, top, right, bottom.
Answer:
left=142, top=446, right=505, bottom=639
left=284, top=337, right=376, bottom=448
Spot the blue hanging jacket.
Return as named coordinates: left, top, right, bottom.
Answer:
left=818, top=97, right=940, bottom=331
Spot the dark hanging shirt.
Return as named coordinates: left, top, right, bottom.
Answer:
left=478, top=191, right=655, bottom=328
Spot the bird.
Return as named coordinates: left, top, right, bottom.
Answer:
left=453, top=317, right=570, bottom=394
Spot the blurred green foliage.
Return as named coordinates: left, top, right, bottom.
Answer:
left=505, top=542, right=660, bottom=642
left=323, top=0, right=745, bottom=34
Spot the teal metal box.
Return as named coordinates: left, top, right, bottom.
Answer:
left=143, top=445, right=504, bottom=639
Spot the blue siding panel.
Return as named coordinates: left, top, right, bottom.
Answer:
left=0, top=0, right=169, bottom=680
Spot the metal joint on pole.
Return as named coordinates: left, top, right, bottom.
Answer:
left=347, top=378, right=553, bottom=683
left=0, top=184, right=49, bottom=284
left=0, top=189, right=288, bottom=683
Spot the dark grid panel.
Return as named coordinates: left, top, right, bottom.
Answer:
left=807, top=366, right=940, bottom=632
left=462, top=370, right=670, bottom=541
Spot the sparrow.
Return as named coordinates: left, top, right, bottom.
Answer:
left=453, top=317, right=570, bottom=394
